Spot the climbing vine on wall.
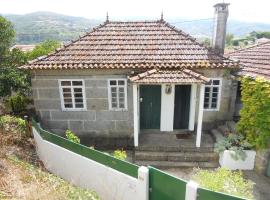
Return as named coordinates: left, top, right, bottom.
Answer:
left=237, top=76, right=270, bottom=149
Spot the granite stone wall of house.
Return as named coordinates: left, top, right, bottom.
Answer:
left=32, top=69, right=134, bottom=148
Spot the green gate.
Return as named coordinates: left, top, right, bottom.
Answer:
left=149, top=166, right=187, bottom=200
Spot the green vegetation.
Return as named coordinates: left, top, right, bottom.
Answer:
left=26, top=40, right=61, bottom=60
left=65, top=129, right=80, bottom=144
left=113, top=149, right=127, bottom=160
left=4, top=93, right=30, bottom=113
left=214, top=134, right=252, bottom=160
left=237, top=77, right=270, bottom=149
left=0, top=115, right=27, bottom=145
left=192, top=168, right=254, bottom=199
left=4, top=12, right=100, bottom=44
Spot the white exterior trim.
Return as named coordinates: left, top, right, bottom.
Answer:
left=160, top=84, right=175, bottom=131
left=203, top=78, right=222, bottom=111
left=58, top=79, right=87, bottom=111
left=133, top=84, right=139, bottom=147
left=196, top=84, right=205, bottom=147
left=188, top=84, right=197, bottom=131
left=185, top=181, right=199, bottom=200
left=107, top=79, right=128, bottom=111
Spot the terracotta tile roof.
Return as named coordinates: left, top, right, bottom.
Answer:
left=129, top=68, right=210, bottom=84
left=227, top=41, right=270, bottom=80
left=21, top=20, right=238, bottom=70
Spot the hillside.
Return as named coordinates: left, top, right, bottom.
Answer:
left=4, top=12, right=101, bottom=44
left=2, top=12, right=270, bottom=44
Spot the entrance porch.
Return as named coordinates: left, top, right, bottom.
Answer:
left=130, top=69, right=210, bottom=148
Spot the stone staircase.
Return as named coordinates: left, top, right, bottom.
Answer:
left=210, top=121, right=237, bottom=143
left=134, top=150, right=219, bottom=168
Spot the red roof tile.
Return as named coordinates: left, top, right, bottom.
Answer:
left=21, top=20, right=238, bottom=70
left=227, top=42, right=270, bottom=80
left=129, top=68, right=210, bottom=84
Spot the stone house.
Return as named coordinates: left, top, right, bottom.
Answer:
left=21, top=3, right=239, bottom=148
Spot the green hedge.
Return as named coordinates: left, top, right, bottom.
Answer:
left=237, top=77, right=270, bottom=149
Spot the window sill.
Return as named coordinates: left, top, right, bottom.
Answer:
left=203, top=109, right=219, bottom=112
left=61, top=108, right=87, bottom=112
left=109, top=108, right=128, bottom=111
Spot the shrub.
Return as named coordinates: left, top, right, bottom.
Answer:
left=237, top=77, right=270, bottom=149
left=65, top=129, right=80, bottom=144
left=0, top=115, right=27, bottom=145
left=192, top=168, right=254, bottom=199
left=4, top=93, right=30, bottom=113
left=113, top=149, right=127, bottom=160
left=214, top=134, right=252, bottom=160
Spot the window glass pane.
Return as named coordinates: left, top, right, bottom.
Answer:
left=64, top=98, right=72, bottom=103
left=74, top=93, right=83, bottom=98
left=112, top=103, right=117, bottom=108
left=61, top=81, right=71, bottom=86
left=205, top=87, right=210, bottom=92
left=75, top=103, right=84, bottom=108
left=211, top=103, right=217, bottom=108
left=212, top=93, right=217, bottom=98
left=110, top=80, right=117, bottom=85
left=118, top=80, right=125, bottom=85
left=64, top=104, right=73, bottom=108
left=119, top=103, right=125, bottom=108
left=213, top=87, right=218, bottom=93
left=111, top=87, right=117, bottom=92
left=213, top=80, right=220, bottom=85
left=74, top=88, right=82, bottom=93
left=119, top=93, right=125, bottom=98
left=63, top=93, right=72, bottom=98
left=119, top=87, right=124, bottom=93
left=72, top=81, right=83, bottom=86
left=75, top=98, right=83, bottom=103
left=204, top=103, right=209, bottom=108
left=63, top=88, right=71, bottom=93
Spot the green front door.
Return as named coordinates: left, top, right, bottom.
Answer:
left=140, top=85, right=161, bottom=129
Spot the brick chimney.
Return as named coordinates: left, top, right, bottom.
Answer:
left=212, top=3, right=230, bottom=54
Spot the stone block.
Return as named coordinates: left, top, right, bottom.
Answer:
left=35, top=99, right=61, bottom=110
left=69, top=121, right=84, bottom=132
left=32, top=79, right=58, bottom=88
left=115, top=120, right=133, bottom=131
left=87, top=98, right=108, bottom=110
left=45, top=120, right=69, bottom=130
left=32, top=88, right=39, bottom=99
left=40, top=110, right=51, bottom=120
left=86, top=88, right=108, bottom=98
left=51, top=111, right=96, bottom=121
left=84, top=120, right=115, bottom=131
left=85, top=79, right=107, bottom=88
left=38, top=88, right=60, bottom=99
left=96, top=111, right=130, bottom=121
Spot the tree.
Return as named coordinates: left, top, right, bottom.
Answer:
left=225, top=34, right=234, bottom=46
left=27, top=40, right=61, bottom=60
left=0, top=16, right=15, bottom=59
left=202, top=38, right=211, bottom=47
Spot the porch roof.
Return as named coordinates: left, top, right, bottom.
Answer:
left=129, top=68, right=210, bottom=84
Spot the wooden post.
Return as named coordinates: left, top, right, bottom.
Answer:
left=133, top=84, right=139, bottom=147
left=196, top=84, right=205, bottom=148
left=188, top=84, right=197, bottom=131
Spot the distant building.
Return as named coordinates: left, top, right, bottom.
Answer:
left=10, top=44, right=36, bottom=52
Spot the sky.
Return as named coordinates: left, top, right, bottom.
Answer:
left=0, top=0, right=270, bottom=23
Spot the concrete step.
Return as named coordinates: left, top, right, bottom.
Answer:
left=226, top=121, right=237, bottom=134
left=135, top=151, right=218, bottom=162
left=210, top=129, right=224, bottom=143
left=135, top=160, right=219, bottom=168
left=217, top=125, right=230, bottom=136
left=136, top=146, right=214, bottom=152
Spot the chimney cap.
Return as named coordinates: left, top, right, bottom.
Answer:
left=213, top=3, right=230, bottom=8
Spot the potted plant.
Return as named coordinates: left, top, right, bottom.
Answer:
left=214, top=134, right=256, bottom=170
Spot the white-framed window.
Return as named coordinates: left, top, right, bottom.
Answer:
left=204, top=79, right=222, bottom=111
left=58, top=79, right=87, bottom=111
left=108, top=79, right=128, bottom=110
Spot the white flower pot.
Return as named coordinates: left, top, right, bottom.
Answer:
left=219, top=150, right=256, bottom=170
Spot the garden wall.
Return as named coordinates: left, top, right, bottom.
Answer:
left=33, top=127, right=148, bottom=200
